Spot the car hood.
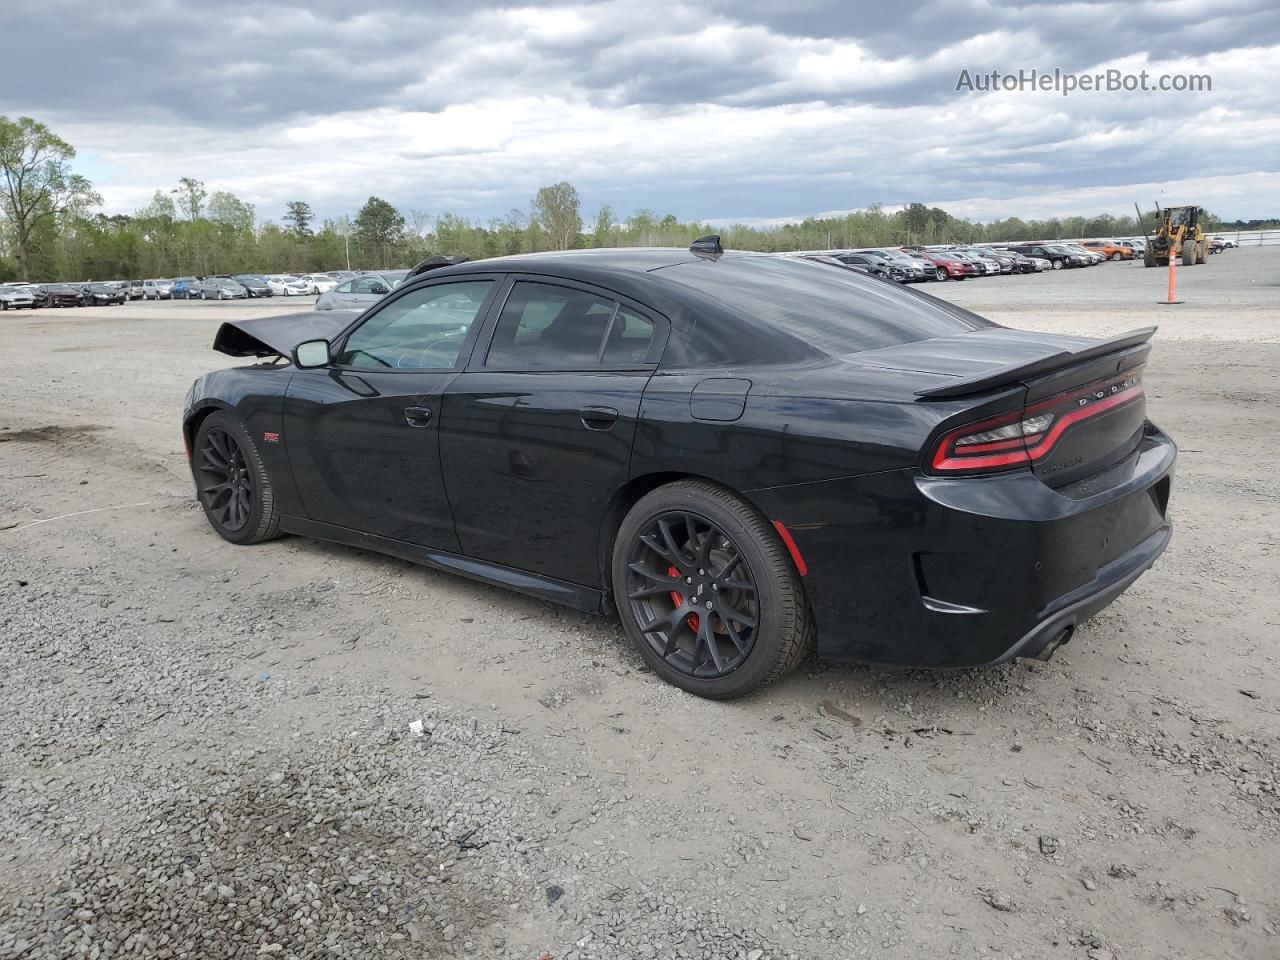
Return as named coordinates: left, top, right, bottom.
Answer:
left=212, top=310, right=361, bottom=358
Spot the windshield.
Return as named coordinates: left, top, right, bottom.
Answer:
left=659, top=256, right=996, bottom=355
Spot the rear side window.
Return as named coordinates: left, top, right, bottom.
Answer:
left=660, top=257, right=995, bottom=355
left=485, top=282, right=655, bottom=369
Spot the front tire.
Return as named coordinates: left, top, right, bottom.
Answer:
left=192, top=412, right=282, bottom=545
left=934, top=267, right=947, bottom=281
left=1051, top=258, right=1063, bottom=270
left=612, top=480, right=814, bottom=699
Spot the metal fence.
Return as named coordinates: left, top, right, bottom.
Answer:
left=1215, top=229, right=1280, bottom=246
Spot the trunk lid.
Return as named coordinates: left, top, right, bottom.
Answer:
left=850, top=327, right=1156, bottom=485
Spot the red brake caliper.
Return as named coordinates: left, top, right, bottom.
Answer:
left=667, top=566, right=700, bottom=633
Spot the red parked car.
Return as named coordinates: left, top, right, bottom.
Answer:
left=903, top=249, right=977, bottom=280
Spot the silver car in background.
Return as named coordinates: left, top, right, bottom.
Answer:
left=314, top=270, right=410, bottom=310
left=142, top=278, right=174, bottom=299
left=195, top=277, right=248, bottom=300
left=0, top=284, right=37, bottom=310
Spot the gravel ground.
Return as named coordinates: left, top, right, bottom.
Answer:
left=1, top=248, right=1278, bottom=960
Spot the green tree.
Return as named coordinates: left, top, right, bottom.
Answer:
left=283, top=200, right=314, bottom=238
left=0, top=115, right=101, bottom=278
left=172, top=177, right=206, bottom=221
left=353, top=196, right=405, bottom=267
left=208, top=191, right=255, bottom=232
left=591, top=204, right=615, bottom=247
left=139, top=190, right=177, bottom=220
left=532, top=181, right=582, bottom=251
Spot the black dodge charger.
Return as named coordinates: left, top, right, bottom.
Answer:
left=183, top=240, right=1175, bottom=699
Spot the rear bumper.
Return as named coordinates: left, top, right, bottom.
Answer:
left=748, top=422, right=1176, bottom=667
left=986, top=523, right=1170, bottom=663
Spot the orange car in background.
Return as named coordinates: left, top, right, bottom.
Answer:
left=1081, top=239, right=1135, bottom=260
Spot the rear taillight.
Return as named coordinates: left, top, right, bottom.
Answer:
left=929, top=371, right=1143, bottom=474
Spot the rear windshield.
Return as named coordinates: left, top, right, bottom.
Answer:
left=658, top=256, right=996, bottom=355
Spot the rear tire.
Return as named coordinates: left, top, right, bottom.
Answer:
left=612, top=480, right=814, bottom=699
left=192, top=411, right=282, bottom=545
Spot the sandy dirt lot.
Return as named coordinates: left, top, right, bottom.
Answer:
left=1, top=248, right=1278, bottom=960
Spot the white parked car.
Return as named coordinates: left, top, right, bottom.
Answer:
left=142, top=278, right=174, bottom=300
left=266, top=275, right=310, bottom=296
left=0, top=284, right=36, bottom=309
left=301, top=273, right=337, bottom=294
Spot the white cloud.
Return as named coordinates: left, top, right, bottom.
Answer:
left=5, top=0, right=1278, bottom=224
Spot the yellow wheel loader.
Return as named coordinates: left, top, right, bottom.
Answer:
left=1139, top=204, right=1209, bottom=267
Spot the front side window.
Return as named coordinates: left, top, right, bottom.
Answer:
left=336, top=280, right=493, bottom=370
left=351, top=276, right=388, bottom=294
left=484, top=282, right=655, bottom=369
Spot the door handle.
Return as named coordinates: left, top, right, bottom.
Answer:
left=404, top=406, right=432, bottom=427
left=580, top=406, right=619, bottom=430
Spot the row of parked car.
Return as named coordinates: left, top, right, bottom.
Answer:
left=0, top=270, right=398, bottom=311
left=0, top=281, right=134, bottom=309
left=2, top=236, right=1236, bottom=312
left=794, top=237, right=1173, bottom=283
left=129, top=273, right=341, bottom=300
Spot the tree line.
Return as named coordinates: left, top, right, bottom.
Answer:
left=2, top=114, right=1271, bottom=283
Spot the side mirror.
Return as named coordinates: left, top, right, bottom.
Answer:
left=292, top=339, right=331, bottom=368
left=372, top=285, right=389, bottom=295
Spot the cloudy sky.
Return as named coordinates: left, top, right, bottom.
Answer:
left=4, top=0, right=1278, bottom=226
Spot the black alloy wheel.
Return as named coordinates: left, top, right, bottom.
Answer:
left=626, top=510, right=760, bottom=679
left=613, top=480, right=814, bottom=699
left=193, top=412, right=281, bottom=544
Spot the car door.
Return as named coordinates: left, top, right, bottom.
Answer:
left=439, top=277, right=666, bottom=587
left=281, top=277, right=502, bottom=550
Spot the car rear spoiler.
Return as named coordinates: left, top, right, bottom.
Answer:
left=914, top=326, right=1157, bottom=400
left=212, top=312, right=357, bottom=358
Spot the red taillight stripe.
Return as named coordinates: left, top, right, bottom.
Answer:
left=1023, top=384, right=1142, bottom=457
left=771, top=520, right=808, bottom=577
left=931, top=381, right=1143, bottom=474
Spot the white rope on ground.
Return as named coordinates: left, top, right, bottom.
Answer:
left=3, top=501, right=153, bottom=531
